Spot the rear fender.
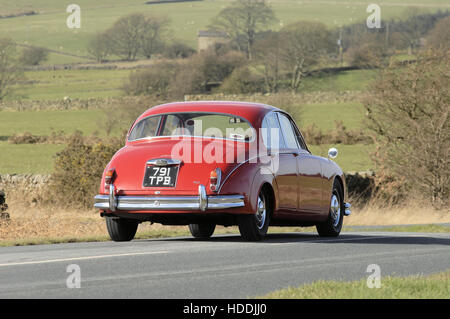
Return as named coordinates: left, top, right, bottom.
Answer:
left=249, top=168, right=278, bottom=216
left=219, top=162, right=277, bottom=215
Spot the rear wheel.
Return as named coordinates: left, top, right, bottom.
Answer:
left=105, top=217, right=138, bottom=242
left=316, top=181, right=343, bottom=237
left=188, top=223, right=216, bottom=239
left=238, top=189, right=271, bottom=241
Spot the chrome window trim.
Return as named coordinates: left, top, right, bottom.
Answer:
left=128, top=135, right=254, bottom=143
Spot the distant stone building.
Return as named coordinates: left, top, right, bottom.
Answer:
left=197, top=30, right=229, bottom=51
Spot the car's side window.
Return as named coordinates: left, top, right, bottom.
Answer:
left=290, top=120, right=308, bottom=150
left=161, top=114, right=182, bottom=135
left=128, top=116, right=160, bottom=141
left=264, top=112, right=286, bottom=150
left=277, top=113, right=300, bottom=149
left=261, top=117, right=269, bottom=147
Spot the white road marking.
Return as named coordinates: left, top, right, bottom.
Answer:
left=0, top=250, right=169, bottom=267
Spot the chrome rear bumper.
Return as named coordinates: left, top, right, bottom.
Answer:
left=94, top=184, right=245, bottom=212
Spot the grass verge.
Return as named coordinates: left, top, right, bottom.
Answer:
left=258, top=270, right=450, bottom=299
left=0, top=196, right=448, bottom=247
left=0, top=224, right=239, bottom=247
left=1, top=223, right=448, bottom=247
left=345, top=224, right=450, bottom=233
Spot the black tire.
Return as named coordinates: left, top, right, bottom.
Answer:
left=238, top=188, right=272, bottom=241
left=316, top=180, right=344, bottom=237
left=188, top=223, right=216, bottom=239
left=105, top=217, right=138, bottom=242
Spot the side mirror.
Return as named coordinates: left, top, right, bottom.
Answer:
left=328, top=147, right=338, bottom=159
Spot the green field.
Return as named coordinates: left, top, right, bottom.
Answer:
left=11, top=69, right=130, bottom=100
left=0, top=141, right=64, bottom=174
left=298, top=69, right=378, bottom=93
left=0, top=109, right=108, bottom=136
left=309, top=144, right=374, bottom=172
left=8, top=68, right=376, bottom=101
left=1, top=0, right=448, bottom=64
left=300, top=102, right=366, bottom=130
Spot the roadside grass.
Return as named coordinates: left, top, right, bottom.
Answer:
left=1, top=222, right=449, bottom=248
left=0, top=228, right=194, bottom=247
left=344, top=224, right=450, bottom=233
left=0, top=0, right=436, bottom=64
left=345, top=202, right=450, bottom=226
left=0, top=194, right=448, bottom=247
left=258, top=270, right=450, bottom=299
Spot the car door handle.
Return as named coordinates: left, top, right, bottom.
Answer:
left=292, top=152, right=300, bottom=157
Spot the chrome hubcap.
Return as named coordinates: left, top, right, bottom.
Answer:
left=330, top=194, right=341, bottom=227
left=256, top=195, right=266, bottom=230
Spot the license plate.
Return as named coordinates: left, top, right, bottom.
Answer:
left=143, top=165, right=179, bottom=187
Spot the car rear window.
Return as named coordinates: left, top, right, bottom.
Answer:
left=128, top=112, right=254, bottom=142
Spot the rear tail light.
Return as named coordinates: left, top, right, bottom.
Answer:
left=104, top=168, right=115, bottom=189
left=210, top=168, right=221, bottom=192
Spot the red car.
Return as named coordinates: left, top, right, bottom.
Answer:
left=94, top=101, right=351, bottom=241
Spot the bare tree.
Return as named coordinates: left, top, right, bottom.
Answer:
left=20, top=46, right=48, bottom=66
left=279, top=21, right=332, bottom=93
left=395, top=8, right=429, bottom=54
left=253, top=32, right=283, bottom=92
left=210, top=0, right=276, bottom=60
left=141, top=15, right=170, bottom=59
left=0, top=38, right=23, bottom=101
left=426, top=15, right=450, bottom=50
left=364, top=50, right=449, bottom=207
left=87, top=33, right=110, bottom=63
left=105, top=14, right=147, bottom=61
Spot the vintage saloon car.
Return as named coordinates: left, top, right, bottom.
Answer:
left=94, top=101, right=351, bottom=241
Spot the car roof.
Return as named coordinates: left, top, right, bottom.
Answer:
left=136, top=101, right=281, bottom=126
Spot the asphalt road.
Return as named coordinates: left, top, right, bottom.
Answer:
left=0, top=231, right=449, bottom=298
